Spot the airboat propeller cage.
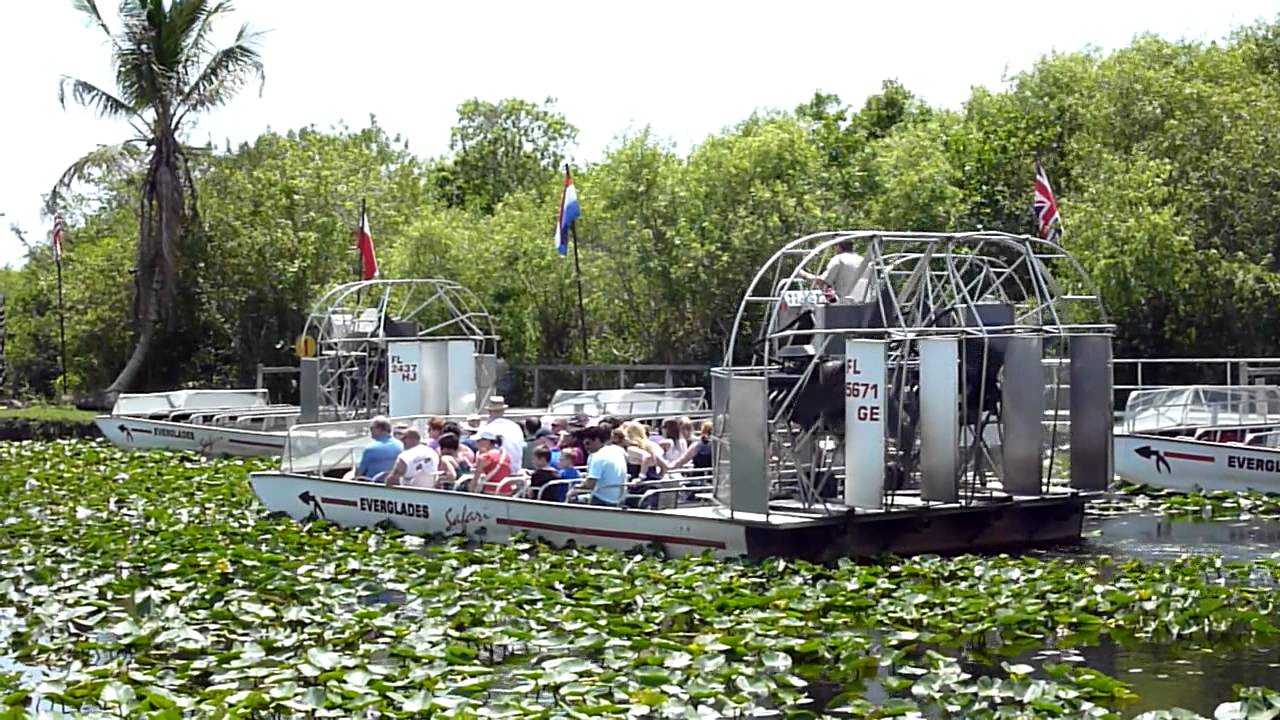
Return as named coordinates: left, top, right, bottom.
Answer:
left=297, top=279, right=500, bottom=421
left=712, top=231, right=1115, bottom=514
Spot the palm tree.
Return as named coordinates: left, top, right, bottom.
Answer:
left=50, top=0, right=263, bottom=399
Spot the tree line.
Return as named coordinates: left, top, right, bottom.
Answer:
left=7, top=6, right=1280, bottom=399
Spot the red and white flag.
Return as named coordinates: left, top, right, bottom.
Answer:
left=52, top=216, right=64, bottom=262
left=355, top=208, right=377, bottom=280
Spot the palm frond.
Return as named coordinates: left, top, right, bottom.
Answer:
left=152, top=0, right=192, bottom=72
left=173, top=23, right=264, bottom=126
left=58, top=76, right=140, bottom=119
left=114, top=0, right=169, bottom=105
left=173, top=0, right=218, bottom=54
left=70, top=0, right=113, bottom=39
left=179, top=0, right=235, bottom=83
left=47, top=141, right=146, bottom=213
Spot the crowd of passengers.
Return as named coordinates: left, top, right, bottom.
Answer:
left=351, top=395, right=714, bottom=507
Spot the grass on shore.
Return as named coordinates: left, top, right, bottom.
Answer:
left=0, top=405, right=97, bottom=424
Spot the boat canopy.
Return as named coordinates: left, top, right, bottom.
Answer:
left=1120, top=385, right=1280, bottom=433
left=112, top=389, right=271, bottom=417
left=546, top=388, right=706, bottom=417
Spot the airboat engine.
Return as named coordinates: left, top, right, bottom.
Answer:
left=711, top=231, right=1115, bottom=531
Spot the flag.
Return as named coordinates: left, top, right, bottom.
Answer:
left=52, top=216, right=64, bottom=262
left=355, top=206, right=377, bottom=280
left=554, top=167, right=581, bottom=256
left=1033, top=159, right=1063, bottom=243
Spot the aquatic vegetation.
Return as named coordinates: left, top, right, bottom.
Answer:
left=1096, top=482, right=1280, bottom=521
left=0, top=440, right=1276, bottom=717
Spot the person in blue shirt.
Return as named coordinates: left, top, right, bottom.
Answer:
left=576, top=426, right=627, bottom=507
left=356, top=416, right=403, bottom=482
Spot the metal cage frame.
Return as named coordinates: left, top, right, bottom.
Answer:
left=301, top=279, right=500, bottom=419
left=716, top=230, right=1114, bottom=512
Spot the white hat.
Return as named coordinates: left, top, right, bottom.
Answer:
left=484, top=395, right=509, bottom=412
left=475, top=428, right=498, bottom=441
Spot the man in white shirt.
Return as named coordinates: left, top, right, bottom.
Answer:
left=800, top=239, right=870, bottom=303
left=385, top=428, right=440, bottom=488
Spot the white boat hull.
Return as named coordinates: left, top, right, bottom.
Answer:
left=1115, top=433, right=1280, bottom=493
left=96, top=416, right=286, bottom=457
left=249, top=472, right=752, bottom=558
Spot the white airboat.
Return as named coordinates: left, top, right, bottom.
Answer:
left=95, top=279, right=503, bottom=456
left=249, top=231, right=1117, bottom=560
left=1114, top=384, right=1280, bottom=493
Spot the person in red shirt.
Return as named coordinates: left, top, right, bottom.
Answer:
left=473, top=429, right=513, bottom=494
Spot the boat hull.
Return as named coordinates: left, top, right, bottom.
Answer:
left=1115, top=433, right=1280, bottom=493
left=96, top=416, right=286, bottom=457
left=248, top=472, right=1091, bottom=561
left=250, top=472, right=754, bottom=558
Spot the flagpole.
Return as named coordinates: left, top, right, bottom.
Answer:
left=564, top=164, right=589, bottom=371
left=570, top=219, right=589, bottom=368
left=56, top=249, right=66, bottom=399
left=356, top=198, right=366, bottom=305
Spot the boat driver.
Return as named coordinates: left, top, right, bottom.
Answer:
left=798, top=239, right=870, bottom=303
left=356, top=415, right=403, bottom=483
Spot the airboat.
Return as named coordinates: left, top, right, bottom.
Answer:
left=1114, top=385, right=1280, bottom=492
left=249, top=231, right=1117, bottom=560
left=95, top=278, right=503, bottom=456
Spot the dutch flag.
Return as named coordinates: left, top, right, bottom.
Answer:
left=555, top=166, right=581, bottom=256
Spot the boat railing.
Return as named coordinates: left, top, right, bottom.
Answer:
left=536, top=478, right=583, bottom=501
left=1118, top=385, right=1280, bottom=433
left=490, top=476, right=528, bottom=497
left=205, top=406, right=300, bottom=425
left=546, top=387, right=708, bottom=418
left=633, top=485, right=712, bottom=510
left=1246, top=429, right=1280, bottom=448
left=114, top=389, right=272, bottom=416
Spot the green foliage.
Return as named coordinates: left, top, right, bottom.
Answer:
left=438, top=97, right=578, bottom=213
left=193, top=122, right=432, bottom=384
left=16, top=19, right=1280, bottom=394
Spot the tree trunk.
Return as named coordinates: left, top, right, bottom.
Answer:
left=100, top=130, right=184, bottom=404
left=103, top=271, right=161, bottom=402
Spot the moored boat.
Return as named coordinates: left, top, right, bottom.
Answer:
left=94, top=389, right=292, bottom=456
left=1114, top=384, right=1280, bottom=492
left=97, top=278, right=502, bottom=456
left=251, top=231, right=1114, bottom=560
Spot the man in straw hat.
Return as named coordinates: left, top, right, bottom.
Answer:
left=478, top=395, right=524, bottom=474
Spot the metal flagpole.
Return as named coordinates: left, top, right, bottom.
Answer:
left=566, top=164, right=589, bottom=370
left=358, top=198, right=367, bottom=281
left=570, top=220, right=589, bottom=367
left=355, top=198, right=366, bottom=306
left=54, top=223, right=66, bottom=399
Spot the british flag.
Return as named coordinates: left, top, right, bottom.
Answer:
left=1033, top=159, right=1062, bottom=243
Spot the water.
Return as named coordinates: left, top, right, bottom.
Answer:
left=1078, top=639, right=1280, bottom=716
left=1084, top=512, right=1280, bottom=562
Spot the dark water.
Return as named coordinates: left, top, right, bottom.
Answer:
left=1056, top=513, right=1280, bottom=715
left=1077, top=639, right=1280, bottom=716
left=1084, top=512, right=1280, bottom=562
